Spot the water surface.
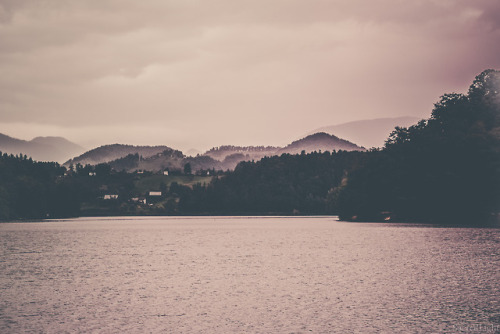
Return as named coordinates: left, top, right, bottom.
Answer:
left=1, top=217, right=499, bottom=333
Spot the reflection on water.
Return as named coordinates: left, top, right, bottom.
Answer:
left=1, top=217, right=499, bottom=333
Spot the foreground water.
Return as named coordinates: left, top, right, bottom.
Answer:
left=0, top=217, right=499, bottom=333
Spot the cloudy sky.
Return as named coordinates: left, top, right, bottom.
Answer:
left=1, top=0, right=499, bottom=151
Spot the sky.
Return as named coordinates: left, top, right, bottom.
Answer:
left=1, top=0, right=499, bottom=152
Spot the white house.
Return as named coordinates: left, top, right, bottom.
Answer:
left=103, top=194, right=118, bottom=200
left=148, top=191, right=162, bottom=197
left=163, top=170, right=169, bottom=176
left=131, top=197, right=147, bottom=204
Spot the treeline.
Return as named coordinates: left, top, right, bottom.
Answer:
left=0, top=156, right=136, bottom=220
left=0, top=153, right=72, bottom=219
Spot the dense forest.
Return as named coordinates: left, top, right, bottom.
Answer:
left=0, top=69, right=498, bottom=225
left=0, top=154, right=70, bottom=219
left=335, top=69, right=499, bottom=224
left=178, top=150, right=364, bottom=215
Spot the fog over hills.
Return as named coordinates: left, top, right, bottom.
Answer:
left=64, top=144, right=172, bottom=166
left=66, top=132, right=364, bottom=172
left=0, top=133, right=84, bottom=163
left=1, top=124, right=370, bottom=169
left=310, top=116, right=421, bottom=148
left=204, top=146, right=280, bottom=162
left=278, top=132, right=364, bottom=155
left=0, top=116, right=418, bottom=165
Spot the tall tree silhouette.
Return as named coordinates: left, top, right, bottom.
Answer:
left=337, top=69, right=500, bottom=224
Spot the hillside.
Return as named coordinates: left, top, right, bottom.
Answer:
left=0, top=133, right=84, bottom=163
left=310, top=116, right=420, bottom=148
left=65, top=144, right=172, bottom=166
left=68, top=132, right=364, bottom=172
left=278, top=132, right=364, bottom=155
left=203, top=145, right=280, bottom=162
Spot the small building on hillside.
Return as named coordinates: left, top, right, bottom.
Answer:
left=131, top=197, right=147, bottom=204
left=147, top=191, right=162, bottom=204
left=163, top=170, right=169, bottom=176
left=103, top=194, right=118, bottom=200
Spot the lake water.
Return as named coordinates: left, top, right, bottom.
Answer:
left=1, top=216, right=499, bottom=333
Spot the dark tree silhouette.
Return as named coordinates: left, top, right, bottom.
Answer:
left=183, top=163, right=192, bottom=175
left=336, top=69, right=500, bottom=225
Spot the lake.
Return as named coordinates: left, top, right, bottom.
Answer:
left=1, top=216, right=499, bottom=333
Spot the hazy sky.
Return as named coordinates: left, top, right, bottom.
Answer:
left=1, top=0, right=499, bottom=151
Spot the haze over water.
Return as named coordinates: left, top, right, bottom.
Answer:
left=1, top=217, right=499, bottom=333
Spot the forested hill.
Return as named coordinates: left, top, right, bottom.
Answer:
left=178, top=150, right=365, bottom=215
left=278, top=132, right=364, bottom=155
left=65, top=144, right=171, bottom=166
left=203, top=145, right=279, bottom=162
left=70, top=133, right=364, bottom=173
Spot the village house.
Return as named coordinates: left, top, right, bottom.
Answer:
left=130, top=197, right=147, bottom=204
left=146, top=191, right=162, bottom=204
left=103, top=194, right=118, bottom=200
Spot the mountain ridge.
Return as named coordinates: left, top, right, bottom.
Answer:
left=0, top=133, right=84, bottom=163
left=67, top=132, right=364, bottom=172
left=64, top=144, right=172, bottom=166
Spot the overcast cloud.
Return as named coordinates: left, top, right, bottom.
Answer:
left=1, top=0, right=499, bottom=151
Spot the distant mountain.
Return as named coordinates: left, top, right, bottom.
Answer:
left=64, top=144, right=171, bottom=166
left=0, top=133, right=84, bottom=163
left=310, top=116, right=421, bottom=148
left=278, top=132, right=364, bottom=155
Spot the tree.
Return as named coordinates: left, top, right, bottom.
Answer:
left=95, top=163, right=112, bottom=176
left=183, top=163, right=192, bottom=175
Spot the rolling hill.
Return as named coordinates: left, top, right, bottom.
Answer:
left=64, top=144, right=172, bottom=166
left=278, top=132, right=364, bottom=155
left=82, top=132, right=364, bottom=172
